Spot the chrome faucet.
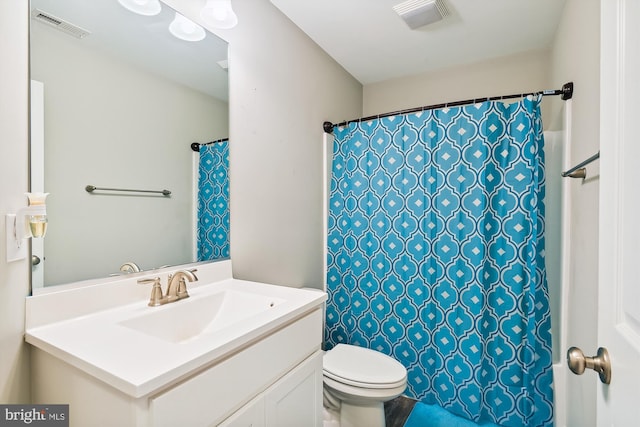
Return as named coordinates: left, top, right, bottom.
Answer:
left=137, top=269, right=198, bottom=307
left=120, top=261, right=141, bottom=274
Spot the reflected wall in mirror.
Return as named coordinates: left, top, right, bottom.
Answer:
left=30, top=0, right=229, bottom=288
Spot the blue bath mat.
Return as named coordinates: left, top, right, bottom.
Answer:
left=403, top=402, right=501, bottom=427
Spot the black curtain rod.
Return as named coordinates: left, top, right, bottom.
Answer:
left=191, top=138, right=229, bottom=152
left=323, top=82, right=574, bottom=133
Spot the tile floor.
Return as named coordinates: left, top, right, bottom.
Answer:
left=384, top=396, right=417, bottom=427
left=323, top=395, right=417, bottom=427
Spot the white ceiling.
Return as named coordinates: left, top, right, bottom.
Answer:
left=30, top=0, right=566, bottom=97
left=270, top=0, right=566, bottom=85
left=30, top=0, right=229, bottom=101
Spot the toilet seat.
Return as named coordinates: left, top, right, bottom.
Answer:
left=323, top=344, right=407, bottom=389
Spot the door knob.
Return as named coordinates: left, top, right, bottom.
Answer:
left=32, top=255, right=41, bottom=266
left=567, top=346, right=611, bottom=384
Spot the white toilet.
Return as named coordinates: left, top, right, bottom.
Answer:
left=323, top=344, right=408, bottom=427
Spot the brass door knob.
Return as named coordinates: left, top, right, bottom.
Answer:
left=567, top=346, right=611, bottom=384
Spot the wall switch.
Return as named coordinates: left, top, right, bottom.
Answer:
left=6, top=214, right=27, bottom=262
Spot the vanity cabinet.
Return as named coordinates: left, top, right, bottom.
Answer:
left=218, top=395, right=265, bottom=427
left=31, top=309, right=323, bottom=427
left=219, top=350, right=322, bottom=427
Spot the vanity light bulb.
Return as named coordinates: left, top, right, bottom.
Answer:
left=117, top=0, right=162, bottom=16
left=181, top=21, right=198, bottom=35
left=213, top=9, right=228, bottom=21
left=169, top=13, right=206, bottom=42
left=201, top=0, right=238, bottom=29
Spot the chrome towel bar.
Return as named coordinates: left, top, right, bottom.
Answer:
left=85, top=185, right=171, bottom=196
left=561, top=151, right=600, bottom=179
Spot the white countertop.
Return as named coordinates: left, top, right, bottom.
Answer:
left=25, top=261, right=326, bottom=398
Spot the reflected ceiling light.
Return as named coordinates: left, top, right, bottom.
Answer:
left=200, top=0, right=238, bottom=29
left=117, top=0, right=162, bottom=16
left=169, top=12, right=206, bottom=42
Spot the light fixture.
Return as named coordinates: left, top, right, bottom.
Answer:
left=169, top=12, right=206, bottom=42
left=393, top=0, right=450, bottom=30
left=6, top=193, right=49, bottom=262
left=200, top=0, right=238, bottom=29
left=117, top=0, right=162, bottom=16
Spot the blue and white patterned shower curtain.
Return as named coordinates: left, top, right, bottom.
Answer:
left=197, top=142, right=229, bottom=260
left=326, top=96, right=553, bottom=427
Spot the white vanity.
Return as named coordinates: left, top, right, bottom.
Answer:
left=25, top=260, right=327, bottom=427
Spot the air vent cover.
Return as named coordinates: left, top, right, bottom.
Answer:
left=31, top=8, right=91, bottom=39
left=393, top=0, right=450, bottom=30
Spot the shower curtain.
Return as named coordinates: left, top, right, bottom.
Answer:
left=197, top=142, right=230, bottom=261
left=325, top=96, right=553, bottom=427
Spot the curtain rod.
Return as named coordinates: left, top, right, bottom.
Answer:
left=323, top=82, right=574, bottom=133
left=191, top=138, right=229, bottom=152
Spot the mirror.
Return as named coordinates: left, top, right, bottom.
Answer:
left=29, top=0, right=229, bottom=289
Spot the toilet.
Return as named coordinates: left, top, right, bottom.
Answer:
left=323, top=344, right=408, bottom=427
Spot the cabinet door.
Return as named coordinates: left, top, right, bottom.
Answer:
left=217, top=395, right=265, bottom=427
left=265, top=351, right=323, bottom=427
left=150, top=310, right=323, bottom=427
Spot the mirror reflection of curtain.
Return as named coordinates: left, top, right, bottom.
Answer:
left=197, top=141, right=230, bottom=260
left=326, top=96, right=553, bottom=427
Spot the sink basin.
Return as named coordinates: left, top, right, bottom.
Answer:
left=25, top=260, right=327, bottom=398
left=119, top=290, right=285, bottom=343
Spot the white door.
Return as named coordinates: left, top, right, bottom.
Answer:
left=597, top=0, right=640, bottom=424
left=30, top=80, right=45, bottom=289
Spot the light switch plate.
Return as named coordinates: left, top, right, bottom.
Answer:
left=6, top=214, right=27, bottom=262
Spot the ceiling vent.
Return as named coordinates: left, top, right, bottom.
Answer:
left=393, top=0, right=450, bottom=30
left=31, top=8, right=91, bottom=39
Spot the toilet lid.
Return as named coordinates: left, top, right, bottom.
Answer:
left=323, top=344, right=407, bottom=387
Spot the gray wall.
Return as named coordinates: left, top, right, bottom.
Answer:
left=364, top=49, right=551, bottom=118
left=225, top=0, right=362, bottom=289
left=164, top=0, right=364, bottom=289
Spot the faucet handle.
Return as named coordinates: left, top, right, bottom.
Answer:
left=138, top=277, right=163, bottom=307
left=176, top=269, right=198, bottom=299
